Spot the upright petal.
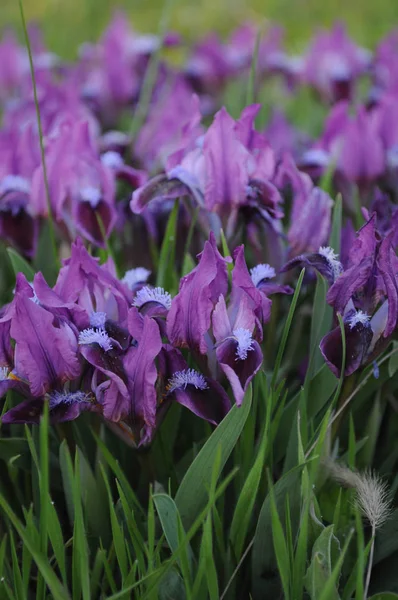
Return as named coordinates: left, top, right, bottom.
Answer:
left=203, top=107, right=250, bottom=211
left=167, top=233, right=228, bottom=353
left=11, top=293, right=81, bottom=396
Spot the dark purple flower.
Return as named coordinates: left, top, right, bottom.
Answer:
left=160, top=345, right=230, bottom=424
left=250, top=263, right=293, bottom=295
left=212, top=294, right=262, bottom=406
left=281, top=246, right=343, bottom=286
left=1, top=389, right=98, bottom=425
left=327, top=216, right=378, bottom=315
left=320, top=309, right=373, bottom=377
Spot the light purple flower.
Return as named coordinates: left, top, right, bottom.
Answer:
left=167, top=232, right=229, bottom=354
left=31, top=119, right=117, bottom=246
left=302, top=22, right=371, bottom=103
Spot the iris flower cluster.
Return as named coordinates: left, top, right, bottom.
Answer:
left=1, top=15, right=398, bottom=441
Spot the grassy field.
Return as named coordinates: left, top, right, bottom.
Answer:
left=2, top=0, right=398, bottom=57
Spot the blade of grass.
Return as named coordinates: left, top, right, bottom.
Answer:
left=271, top=268, right=305, bottom=388
left=156, top=199, right=179, bottom=289
left=18, top=0, right=59, bottom=273
left=130, top=0, right=174, bottom=138
left=36, top=400, right=49, bottom=600
left=0, top=492, right=70, bottom=599
left=246, top=27, right=262, bottom=105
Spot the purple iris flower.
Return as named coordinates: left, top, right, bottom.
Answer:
left=1, top=281, right=81, bottom=398
left=159, top=344, right=230, bottom=424
left=131, top=105, right=282, bottom=241
left=302, top=22, right=371, bottom=103
left=31, top=119, right=117, bottom=246
left=281, top=245, right=343, bottom=286
left=53, top=238, right=131, bottom=325
left=0, top=125, right=41, bottom=256
left=320, top=309, right=374, bottom=377
left=276, top=153, right=334, bottom=255
left=265, top=110, right=311, bottom=160
left=301, top=102, right=385, bottom=194
left=372, top=31, right=398, bottom=98
left=0, top=27, right=59, bottom=108
left=1, top=389, right=98, bottom=425
left=212, top=294, right=262, bottom=406
left=83, top=307, right=163, bottom=445
left=283, top=215, right=398, bottom=377
left=231, top=246, right=272, bottom=337
left=134, top=78, right=203, bottom=172
left=167, top=232, right=229, bottom=354
left=250, top=263, right=293, bottom=296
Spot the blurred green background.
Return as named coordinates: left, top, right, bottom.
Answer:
left=2, top=0, right=398, bottom=57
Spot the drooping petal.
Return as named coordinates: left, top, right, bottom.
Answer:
left=216, top=336, right=262, bottom=406
left=160, top=345, right=230, bottom=424
left=130, top=175, right=190, bottom=214
left=320, top=315, right=373, bottom=378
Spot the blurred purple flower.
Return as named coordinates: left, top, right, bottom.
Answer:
left=302, top=22, right=371, bottom=103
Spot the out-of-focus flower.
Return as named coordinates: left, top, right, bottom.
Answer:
left=32, top=119, right=117, bottom=246
left=132, top=105, right=283, bottom=240
left=301, top=22, right=371, bottom=103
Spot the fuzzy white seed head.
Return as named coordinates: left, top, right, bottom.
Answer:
left=250, top=263, right=276, bottom=287
left=122, top=267, right=151, bottom=289
left=355, top=471, right=392, bottom=529
left=233, top=328, right=254, bottom=361
left=133, top=286, right=172, bottom=310
left=326, top=461, right=392, bottom=530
